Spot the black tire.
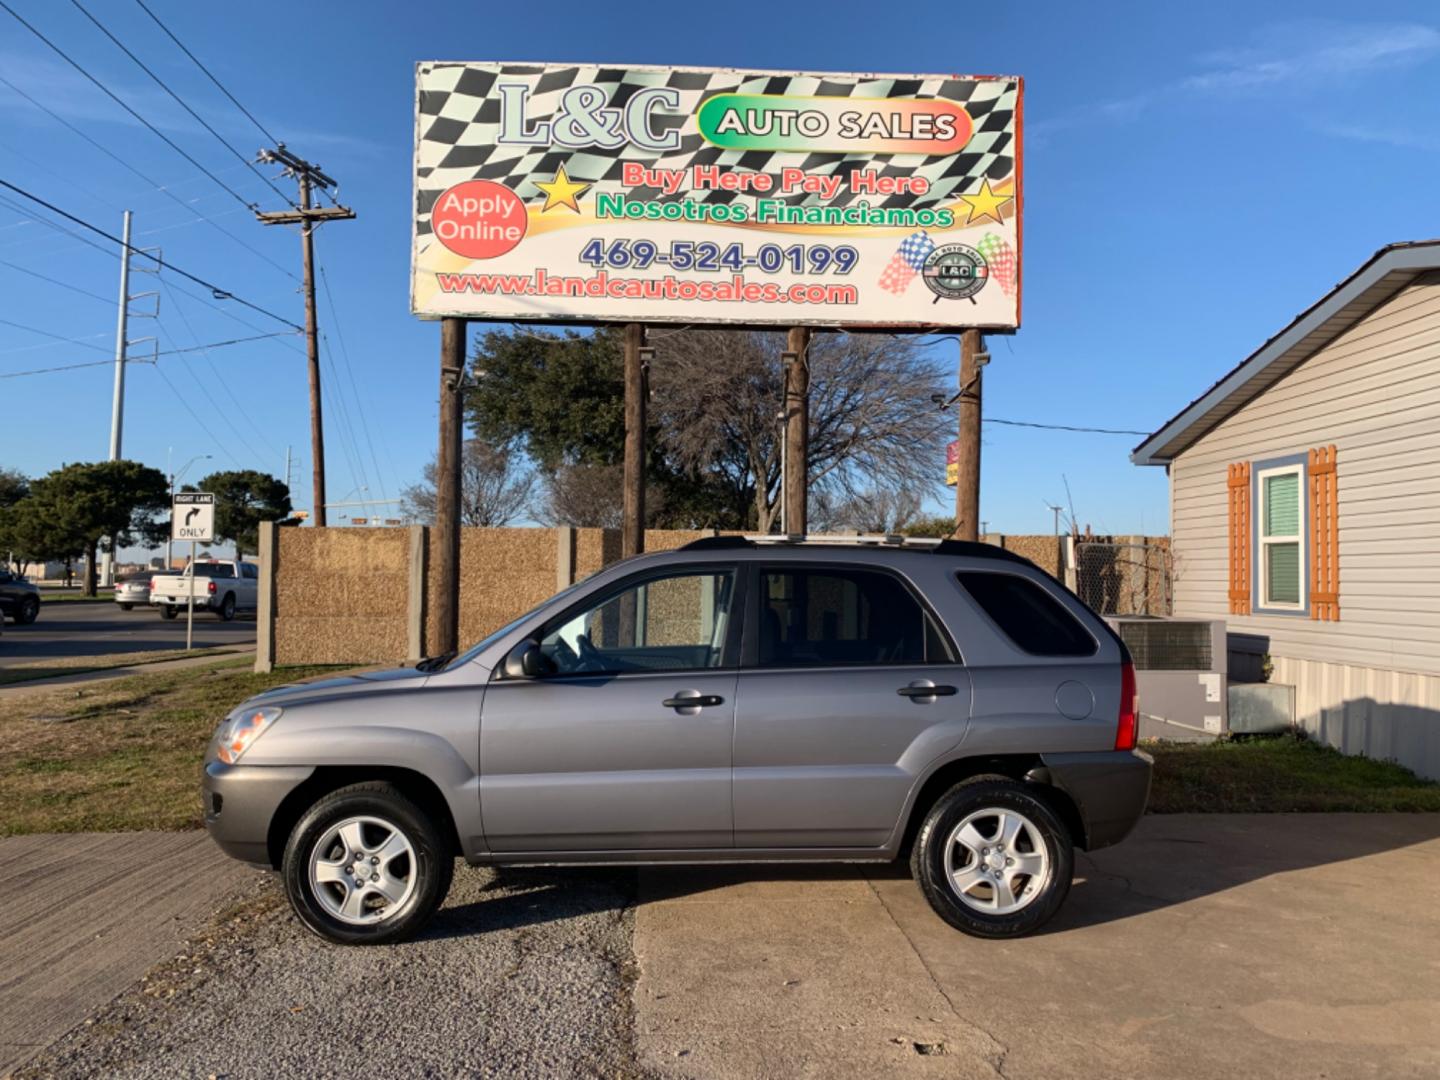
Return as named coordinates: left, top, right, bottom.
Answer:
left=17, top=597, right=39, bottom=624
left=282, top=782, right=454, bottom=946
left=119, top=603, right=134, bottom=611
left=159, top=605, right=177, bottom=620
left=910, top=776, right=1073, bottom=939
left=217, top=593, right=236, bottom=621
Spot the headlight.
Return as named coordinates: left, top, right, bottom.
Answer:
left=216, top=707, right=281, bottom=764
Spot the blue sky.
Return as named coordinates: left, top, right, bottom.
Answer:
left=2, top=1, right=1438, bottom=541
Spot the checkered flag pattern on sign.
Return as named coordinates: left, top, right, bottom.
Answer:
left=878, top=231, right=935, bottom=294
left=415, top=65, right=1019, bottom=238
left=975, top=233, right=1017, bottom=297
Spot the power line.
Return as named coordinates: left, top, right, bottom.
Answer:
left=0, top=73, right=295, bottom=279
left=148, top=360, right=240, bottom=467
left=133, top=0, right=280, bottom=146
left=319, top=264, right=391, bottom=506
left=155, top=319, right=271, bottom=464
left=984, top=417, right=1151, bottom=436
left=0, top=258, right=115, bottom=305
left=0, top=357, right=114, bottom=379
left=0, top=0, right=257, bottom=213
left=0, top=331, right=299, bottom=378
left=159, top=280, right=287, bottom=464
left=67, top=0, right=295, bottom=211
left=0, top=316, right=111, bottom=353
left=0, top=179, right=302, bottom=331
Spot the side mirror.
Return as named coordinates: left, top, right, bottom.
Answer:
left=503, top=638, right=552, bottom=679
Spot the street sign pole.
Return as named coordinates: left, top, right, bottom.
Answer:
left=187, top=540, right=196, bottom=651
left=171, top=492, right=215, bottom=652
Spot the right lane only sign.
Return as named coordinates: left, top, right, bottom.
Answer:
left=172, top=492, right=215, bottom=542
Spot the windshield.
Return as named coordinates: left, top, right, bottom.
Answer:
left=444, top=578, right=591, bottom=670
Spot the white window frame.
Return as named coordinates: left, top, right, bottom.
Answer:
left=1257, top=463, right=1306, bottom=612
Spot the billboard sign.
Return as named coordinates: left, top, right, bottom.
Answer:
left=413, top=63, right=1021, bottom=329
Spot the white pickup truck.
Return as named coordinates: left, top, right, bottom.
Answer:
left=149, top=559, right=259, bottom=621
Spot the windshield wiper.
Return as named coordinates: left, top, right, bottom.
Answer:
left=414, top=651, right=456, bottom=673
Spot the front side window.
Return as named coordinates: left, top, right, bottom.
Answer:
left=539, top=570, right=735, bottom=675
left=754, top=568, right=951, bottom=668
left=1258, top=464, right=1304, bottom=609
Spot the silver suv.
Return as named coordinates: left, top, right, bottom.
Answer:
left=203, top=536, right=1150, bottom=944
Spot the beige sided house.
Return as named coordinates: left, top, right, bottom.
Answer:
left=1133, top=241, right=1440, bottom=781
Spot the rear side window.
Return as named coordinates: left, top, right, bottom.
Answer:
left=956, top=572, right=1096, bottom=657
left=755, top=568, right=953, bottom=668
left=191, top=563, right=235, bottom=579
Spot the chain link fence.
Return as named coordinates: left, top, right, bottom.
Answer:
left=1073, top=540, right=1172, bottom=617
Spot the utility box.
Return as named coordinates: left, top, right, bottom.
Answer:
left=1228, top=683, right=1295, bottom=734
left=1106, top=617, right=1228, bottom=742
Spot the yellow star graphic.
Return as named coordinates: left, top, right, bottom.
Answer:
left=958, top=178, right=1012, bottom=226
left=534, top=164, right=590, bottom=213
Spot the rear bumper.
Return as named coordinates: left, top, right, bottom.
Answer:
left=202, top=761, right=314, bottom=866
left=1036, top=749, right=1152, bottom=851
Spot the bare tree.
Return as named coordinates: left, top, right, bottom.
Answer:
left=649, top=331, right=949, bottom=531
left=810, top=488, right=926, bottom=534
left=400, top=439, right=533, bottom=527
left=534, top=463, right=668, bottom=528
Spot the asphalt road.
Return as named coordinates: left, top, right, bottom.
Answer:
left=0, top=601, right=255, bottom=668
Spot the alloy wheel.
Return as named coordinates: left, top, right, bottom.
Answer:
left=308, top=815, right=417, bottom=925
left=944, top=807, right=1052, bottom=915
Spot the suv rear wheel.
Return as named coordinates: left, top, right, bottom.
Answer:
left=911, top=776, right=1073, bottom=938
left=282, top=782, right=454, bottom=945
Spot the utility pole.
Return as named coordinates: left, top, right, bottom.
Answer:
left=99, top=210, right=133, bottom=588
left=783, top=327, right=811, bottom=536
left=433, top=318, right=466, bottom=656
left=284, top=445, right=292, bottom=494
left=621, top=324, right=649, bottom=558
left=255, top=145, right=355, bottom=528
left=953, top=329, right=985, bottom=541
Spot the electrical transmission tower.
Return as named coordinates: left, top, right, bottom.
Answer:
left=255, top=145, right=354, bottom=527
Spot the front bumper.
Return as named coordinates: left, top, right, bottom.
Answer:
left=202, top=761, right=314, bottom=866
left=1036, top=749, right=1153, bottom=851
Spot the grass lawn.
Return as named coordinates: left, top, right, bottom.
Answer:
left=0, top=659, right=346, bottom=835
left=0, top=647, right=241, bottom=688
left=1146, top=734, right=1440, bottom=813
left=37, top=590, right=114, bottom=602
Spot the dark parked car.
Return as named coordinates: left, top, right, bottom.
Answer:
left=0, top=569, right=40, bottom=624
left=202, top=535, right=1151, bottom=945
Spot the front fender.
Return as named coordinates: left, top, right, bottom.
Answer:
left=245, top=723, right=482, bottom=855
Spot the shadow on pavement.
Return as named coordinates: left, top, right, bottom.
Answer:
left=418, top=813, right=1440, bottom=937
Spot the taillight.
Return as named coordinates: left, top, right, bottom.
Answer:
left=148, top=578, right=155, bottom=592
left=1115, top=660, right=1138, bottom=751
left=208, top=580, right=217, bottom=595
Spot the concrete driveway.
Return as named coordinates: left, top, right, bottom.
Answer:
left=633, top=814, right=1440, bottom=1079
left=0, top=833, right=259, bottom=1077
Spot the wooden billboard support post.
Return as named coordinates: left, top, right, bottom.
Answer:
left=434, top=316, right=467, bottom=656
left=621, top=323, right=648, bottom=559
left=953, top=328, right=984, bottom=542
left=783, top=327, right=812, bottom=536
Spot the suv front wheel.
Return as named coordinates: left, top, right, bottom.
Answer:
left=282, top=782, right=454, bottom=945
left=911, top=777, right=1073, bottom=938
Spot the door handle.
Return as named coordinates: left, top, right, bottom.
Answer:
left=897, top=684, right=958, bottom=699
left=662, top=693, right=725, bottom=709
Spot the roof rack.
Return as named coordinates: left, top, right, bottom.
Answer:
left=679, top=534, right=1033, bottom=566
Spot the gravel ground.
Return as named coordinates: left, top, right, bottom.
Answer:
left=17, top=862, right=649, bottom=1079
